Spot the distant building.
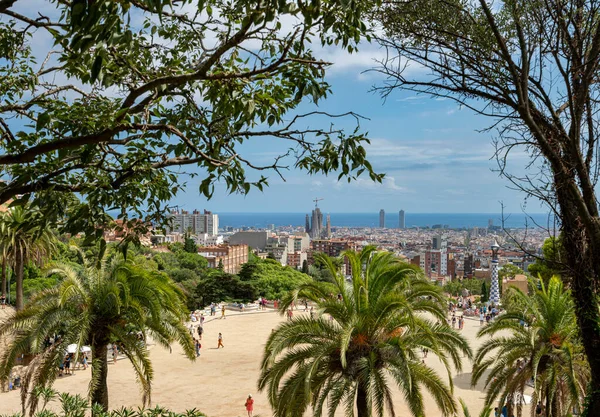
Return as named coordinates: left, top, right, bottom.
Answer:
left=305, top=214, right=310, bottom=233
left=310, top=207, right=324, bottom=238
left=195, top=233, right=224, bottom=246
left=326, top=214, right=331, bottom=238
left=425, top=235, right=448, bottom=278
left=379, top=209, right=385, bottom=228
left=464, top=253, right=474, bottom=278
left=197, top=244, right=248, bottom=274
left=228, top=231, right=269, bottom=250
left=502, top=274, right=529, bottom=295
left=399, top=210, right=405, bottom=229
left=167, top=209, right=219, bottom=235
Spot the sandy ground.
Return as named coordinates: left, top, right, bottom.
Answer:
left=0, top=308, right=529, bottom=417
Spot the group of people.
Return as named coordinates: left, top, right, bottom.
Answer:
left=450, top=313, right=465, bottom=330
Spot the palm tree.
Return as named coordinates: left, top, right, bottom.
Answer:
left=0, top=212, right=10, bottom=300
left=0, top=255, right=195, bottom=414
left=3, top=205, right=57, bottom=310
left=259, top=247, right=472, bottom=417
left=472, top=276, right=589, bottom=417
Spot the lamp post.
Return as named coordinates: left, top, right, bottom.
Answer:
left=489, top=239, right=500, bottom=305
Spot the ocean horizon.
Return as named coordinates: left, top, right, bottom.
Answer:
left=218, top=212, right=555, bottom=229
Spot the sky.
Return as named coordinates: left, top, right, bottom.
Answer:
left=3, top=3, right=543, bottom=215
left=172, top=43, right=539, bottom=215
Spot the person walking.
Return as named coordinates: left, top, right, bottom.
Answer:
left=217, top=332, right=224, bottom=348
left=112, top=343, right=118, bottom=364
left=0, top=294, right=6, bottom=309
left=221, top=305, right=226, bottom=319
left=195, top=339, right=201, bottom=357
left=197, top=325, right=204, bottom=340
left=245, top=394, right=254, bottom=417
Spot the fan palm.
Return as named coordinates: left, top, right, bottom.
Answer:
left=0, top=256, right=195, bottom=414
left=472, top=276, right=588, bottom=417
left=3, top=205, right=57, bottom=310
left=259, top=247, right=472, bottom=417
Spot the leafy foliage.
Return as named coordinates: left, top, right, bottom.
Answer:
left=528, top=237, right=566, bottom=284
left=0, top=391, right=207, bottom=417
left=443, top=278, right=484, bottom=297
left=259, top=247, right=472, bottom=417
left=0, top=0, right=382, bottom=238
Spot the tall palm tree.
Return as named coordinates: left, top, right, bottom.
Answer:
left=3, top=205, right=57, bottom=310
left=472, top=276, right=589, bottom=417
left=0, top=211, right=10, bottom=299
left=0, top=256, right=195, bottom=414
left=259, top=247, right=472, bottom=417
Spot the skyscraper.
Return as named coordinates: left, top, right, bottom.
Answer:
left=399, top=210, right=405, bottom=229
left=311, top=207, right=323, bottom=239
left=326, top=214, right=331, bottom=238
left=379, top=209, right=385, bottom=228
left=305, top=214, right=310, bottom=233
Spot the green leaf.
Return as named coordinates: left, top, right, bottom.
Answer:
left=36, top=113, right=51, bottom=131
left=90, top=54, right=103, bottom=83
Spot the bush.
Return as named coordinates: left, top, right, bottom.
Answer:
left=0, top=392, right=207, bottom=417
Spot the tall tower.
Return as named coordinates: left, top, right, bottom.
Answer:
left=305, top=214, right=310, bottom=233
left=489, top=239, right=501, bottom=305
left=379, top=209, right=385, bottom=228
left=326, top=214, right=331, bottom=238
left=399, top=210, right=405, bottom=229
left=311, top=208, right=322, bottom=239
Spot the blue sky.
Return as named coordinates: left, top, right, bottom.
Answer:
left=3, top=5, right=540, bottom=215
left=173, top=45, right=538, bottom=214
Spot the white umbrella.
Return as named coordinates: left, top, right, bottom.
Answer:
left=80, top=346, right=91, bottom=353
left=66, top=344, right=78, bottom=354
left=512, top=394, right=532, bottom=405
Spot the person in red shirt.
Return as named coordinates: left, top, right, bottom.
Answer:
left=245, top=394, right=254, bottom=417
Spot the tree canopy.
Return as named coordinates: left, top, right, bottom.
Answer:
left=0, top=0, right=382, bottom=238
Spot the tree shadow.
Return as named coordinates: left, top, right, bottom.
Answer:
left=454, top=370, right=490, bottom=392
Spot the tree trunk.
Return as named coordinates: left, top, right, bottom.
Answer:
left=1, top=258, right=6, bottom=297
left=15, top=249, right=24, bottom=311
left=356, top=385, right=369, bottom=417
left=553, top=177, right=600, bottom=417
left=90, top=341, right=109, bottom=411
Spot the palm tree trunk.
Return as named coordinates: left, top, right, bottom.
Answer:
left=15, top=249, right=24, bottom=311
left=356, top=385, right=369, bottom=417
left=1, top=258, right=6, bottom=297
left=91, top=341, right=109, bottom=411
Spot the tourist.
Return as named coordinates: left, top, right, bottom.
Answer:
left=309, top=306, right=314, bottom=319
left=82, top=353, right=88, bottom=370
left=64, top=354, right=71, bottom=375
left=221, top=305, right=226, bottom=319
left=189, top=324, right=194, bottom=336
left=245, top=394, right=254, bottom=417
left=217, top=332, right=224, bottom=348
left=197, top=325, right=204, bottom=340
left=286, top=309, right=293, bottom=321
left=423, top=348, right=428, bottom=358
left=480, top=312, right=484, bottom=325
left=195, top=339, right=201, bottom=357
left=210, top=303, right=216, bottom=316
left=0, top=293, right=6, bottom=309
left=112, top=343, right=118, bottom=364
left=451, top=315, right=456, bottom=328
left=200, top=314, right=205, bottom=325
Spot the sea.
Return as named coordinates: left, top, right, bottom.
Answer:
left=218, top=212, right=555, bottom=229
